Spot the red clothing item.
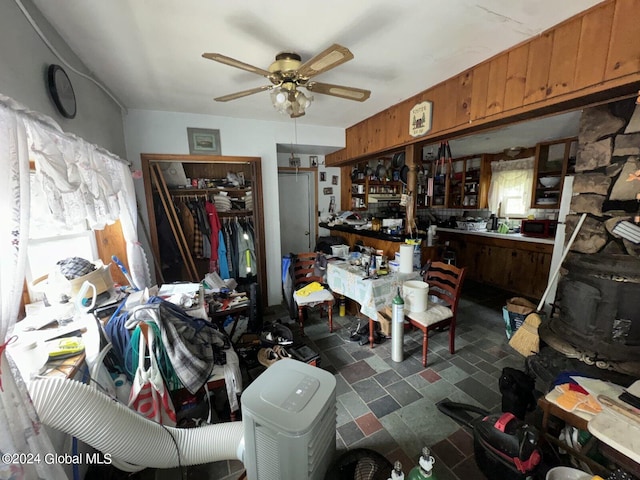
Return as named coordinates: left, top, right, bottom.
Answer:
left=205, top=200, right=221, bottom=272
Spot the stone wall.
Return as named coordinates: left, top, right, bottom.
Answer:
left=567, top=99, right=640, bottom=257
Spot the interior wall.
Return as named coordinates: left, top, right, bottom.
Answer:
left=123, top=109, right=345, bottom=306
left=0, top=0, right=126, bottom=156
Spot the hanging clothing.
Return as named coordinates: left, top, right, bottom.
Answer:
left=218, top=230, right=230, bottom=279
left=205, top=200, right=221, bottom=273
left=224, top=219, right=236, bottom=279
left=237, top=220, right=256, bottom=278
left=178, top=200, right=200, bottom=258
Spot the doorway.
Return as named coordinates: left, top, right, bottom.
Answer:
left=278, top=170, right=317, bottom=256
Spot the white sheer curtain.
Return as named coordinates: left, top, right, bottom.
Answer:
left=0, top=98, right=67, bottom=479
left=487, top=157, right=535, bottom=216
left=0, top=94, right=150, bottom=479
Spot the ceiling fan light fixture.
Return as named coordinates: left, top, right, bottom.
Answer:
left=270, top=85, right=313, bottom=118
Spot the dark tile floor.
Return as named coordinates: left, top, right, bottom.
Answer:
left=150, top=280, right=527, bottom=480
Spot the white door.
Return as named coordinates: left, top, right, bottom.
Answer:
left=278, top=171, right=316, bottom=256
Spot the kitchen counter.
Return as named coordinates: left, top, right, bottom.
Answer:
left=436, top=227, right=555, bottom=245
left=321, top=222, right=438, bottom=265
left=437, top=228, right=554, bottom=299
left=319, top=222, right=406, bottom=242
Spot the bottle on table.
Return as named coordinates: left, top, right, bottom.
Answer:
left=368, top=253, right=377, bottom=277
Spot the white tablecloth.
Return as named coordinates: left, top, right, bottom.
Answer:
left=326, top=261, right=418, bottom=319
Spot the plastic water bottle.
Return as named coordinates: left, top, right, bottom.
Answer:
left=388, top=461, right=405, bottom=480
left=408, top=447, right=437, bottom=480
left=369, top=253, right=377, bottom=277
left=339, top=295, right=346, bottom=317
left=391, top=287, right=404, bottom=362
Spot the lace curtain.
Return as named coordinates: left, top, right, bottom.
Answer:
left=0, top=98, right=67, bottom=479
left=0, top=94, right=150, bottom=479
left=487, top=157, right=534, bottom=216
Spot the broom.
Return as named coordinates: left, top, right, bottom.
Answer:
left=509, top=312, right=542, bottom=357
left=508, top=213, right=587, bottom=357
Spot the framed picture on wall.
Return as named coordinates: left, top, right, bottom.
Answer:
left=323, top=187, right=333, bottom=195
left=332, top=175, right=338, bottom=185
left=320, top=172, right=326, bottom=182
left=187, top=128, right=221, bottom=155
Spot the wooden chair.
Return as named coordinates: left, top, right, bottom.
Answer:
left=291, top=252, right=334, bottom=335
left=405, top=261, right=466, bottom=367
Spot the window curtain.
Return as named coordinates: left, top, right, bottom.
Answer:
left=487, top=157, right=534, bottom=216
left=1, top=94, right=150, bottom=290
left=0, top=94, right=150, bottom=478
left=0, top=97, right=67, bottom=479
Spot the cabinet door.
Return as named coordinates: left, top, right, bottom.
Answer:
left=449, top=160, right=465, bottom=208
left=462, top=157, right=482, bottom=209
left=532, top=137, right=576, bottom=208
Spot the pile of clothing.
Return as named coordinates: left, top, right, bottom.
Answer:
left=104, top=296, right=242, bottom=424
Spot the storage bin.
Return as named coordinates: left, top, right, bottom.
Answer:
left=331, top=244, right=349, bottom=257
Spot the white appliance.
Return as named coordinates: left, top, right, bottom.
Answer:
left=545, top=175, right=574, bottom=314
left=242, top=358, right=337, bottom=480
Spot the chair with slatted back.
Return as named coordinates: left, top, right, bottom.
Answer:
left=405, top=261, right=466, bottom=367
left=291, top=252, right=334, bottom=335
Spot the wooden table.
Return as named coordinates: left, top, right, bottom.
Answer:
left=538, top=397, right=611, bottom=477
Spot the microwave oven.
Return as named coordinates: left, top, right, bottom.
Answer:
left=521, top=219, right=557, bottom=238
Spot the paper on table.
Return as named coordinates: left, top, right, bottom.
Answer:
left=158, top=283, right=201, bottom=296
left=571, top=376, right=626, bottom=408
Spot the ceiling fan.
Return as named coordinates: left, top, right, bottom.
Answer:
left=202, top=44, right=371, bottom=118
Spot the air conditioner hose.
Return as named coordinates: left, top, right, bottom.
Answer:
left=29, top=377, right=245, bottom=470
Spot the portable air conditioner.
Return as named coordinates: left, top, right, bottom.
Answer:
left=242, top=358, right=336, bottom=480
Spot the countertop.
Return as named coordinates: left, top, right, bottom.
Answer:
left=320, top=222, right=407, bottom=242
left=321, top=223, right=555, bottom=245
left=436, top=227, right=555, bottom=245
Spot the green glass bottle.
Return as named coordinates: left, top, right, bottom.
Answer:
left=407, top=447, right=437, bottom=480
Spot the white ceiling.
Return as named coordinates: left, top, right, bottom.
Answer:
left=30, top=0, right=602, bottom=135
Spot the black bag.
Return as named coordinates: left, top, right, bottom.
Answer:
left=499, top=367, right=536, bottom=420
left=473, top=412, right=541, bottom=480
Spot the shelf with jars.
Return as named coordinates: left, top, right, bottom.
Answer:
left=531, top=137, right=577, bottom=208
left=348, top=154, right=404, bottom=209
left=420, top=154, right=485, bottom=209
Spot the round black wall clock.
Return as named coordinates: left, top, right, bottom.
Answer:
left=47, top=64, right=76, bottom=119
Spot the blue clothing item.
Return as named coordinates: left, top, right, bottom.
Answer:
left=103, top=305, right=134, bottom=380
left=218, top=230, right=230, bottom=279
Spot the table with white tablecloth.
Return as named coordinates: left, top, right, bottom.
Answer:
left=326, top=260, right=418, bottom=346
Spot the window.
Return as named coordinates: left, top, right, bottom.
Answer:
left=487, top=157, right=534, bottom=217
left=26, top=172, right=97, bottom=303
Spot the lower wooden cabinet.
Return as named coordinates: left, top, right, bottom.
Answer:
left=438, top=232, right=552, bottom=299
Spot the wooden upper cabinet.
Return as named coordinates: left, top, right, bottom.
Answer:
left=546, top=20, right=581, bottom=99
left=523, top=32, right=554, bottom=105
left=531, top=137, right=577, bottom=209
left=574, top=1, right=614, bottom=89
left=326, top=0, right=640, bottom=167
left=605, top=0, right=640, bottom=79
left=486, top=53, right=508, bottom=115
left=504, top=44, right=529, bottom=111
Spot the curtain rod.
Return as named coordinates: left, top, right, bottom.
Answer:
left=0, top=94, right=131, bottom=167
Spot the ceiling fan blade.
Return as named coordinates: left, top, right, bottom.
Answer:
left=214, top=85, right=272, bottom=102
left=202, top=53, right=272, bottom=77
left=306, top=82, right=371, bottom=102
left=296, top=44, right=354, bottom=79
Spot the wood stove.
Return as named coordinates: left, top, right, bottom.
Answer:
left=539, top=254, right=640, bottom=378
